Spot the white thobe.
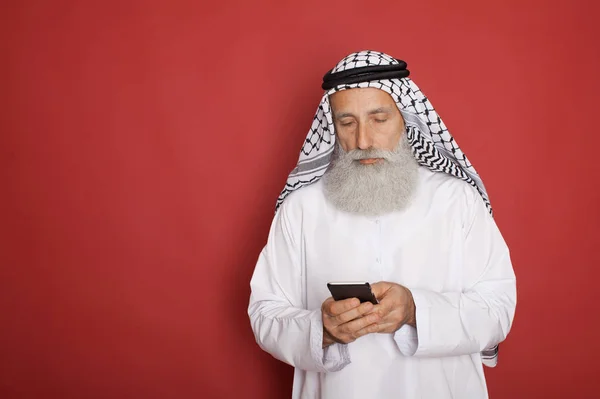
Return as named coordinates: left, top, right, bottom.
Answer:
left=248, top=167, right=516, bottom=399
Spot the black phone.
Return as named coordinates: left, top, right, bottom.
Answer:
left=326, top=281, right=378, bottom=305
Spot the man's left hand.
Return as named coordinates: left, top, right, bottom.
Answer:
left=369, top=282, right=417, bottom=333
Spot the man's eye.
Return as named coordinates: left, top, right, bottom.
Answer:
left=340, top=121, right=354, bottom=127
left=375, top=119, right=388, bottom=123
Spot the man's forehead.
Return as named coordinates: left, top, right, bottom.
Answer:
left=329, top=87, right=397, bottom=111
left=329, top=86, right=389, bottom=98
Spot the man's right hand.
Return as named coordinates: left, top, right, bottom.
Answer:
left=321, top=297, right=380, bottom=348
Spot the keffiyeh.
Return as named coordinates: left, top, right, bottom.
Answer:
left=276, top=50, right=499, bottom=367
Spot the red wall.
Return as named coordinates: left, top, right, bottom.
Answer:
left=1, top=1, right=599, bottom=398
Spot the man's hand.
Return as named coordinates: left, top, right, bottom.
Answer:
left=321, top=297, right=380, bottom=348
left=369, top=282, right=416, bottom=333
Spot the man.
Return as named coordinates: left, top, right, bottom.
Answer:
left=248, top=50, right=516, bottom=399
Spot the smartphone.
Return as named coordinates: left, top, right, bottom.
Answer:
left=326, top=281, right=378, bottom=305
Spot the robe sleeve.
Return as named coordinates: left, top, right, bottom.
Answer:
left=395, top=188, right=517, bottom=359
left=247, top=200, right=351, bottom=373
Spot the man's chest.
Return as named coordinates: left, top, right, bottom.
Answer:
left=301, top=212, right=466, bottom=305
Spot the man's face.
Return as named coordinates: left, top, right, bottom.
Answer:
left=329, top=88, right=405, bottom=165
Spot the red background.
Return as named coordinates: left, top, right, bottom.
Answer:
left=1, top=1, right=599, bottom=398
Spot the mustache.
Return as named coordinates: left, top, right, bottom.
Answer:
left=344, top=147, right=397, bottom=161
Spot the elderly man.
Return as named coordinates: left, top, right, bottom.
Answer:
left=248, top=51, right=516, bottom=399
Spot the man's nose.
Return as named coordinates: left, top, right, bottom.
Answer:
left=356, top=122, right=373, bottom=150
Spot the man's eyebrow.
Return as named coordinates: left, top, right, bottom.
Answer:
left=368, top=106, right=394, bottom=115
left=334, top=111, right=356, bottom=119
left=334, top=107, right=394, bottom=119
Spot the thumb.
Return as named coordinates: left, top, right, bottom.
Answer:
left=370, top=281, right=393, bottom=299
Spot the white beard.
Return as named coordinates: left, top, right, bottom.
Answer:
left=321, top=133, right=419, bottom=216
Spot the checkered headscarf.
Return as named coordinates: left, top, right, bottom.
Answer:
left=276, top=50, right=499, bottom=367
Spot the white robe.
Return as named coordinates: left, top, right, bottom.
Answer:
left=248, top=167, right=516, bottom=399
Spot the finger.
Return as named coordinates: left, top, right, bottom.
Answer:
left=339, top=312, right=380, bottom=336
left=367, top=303, right=391, bottom=320
left=334, top=301, right=374, bottom=325
left=354, top=322, right=380, bottom=338
left=321, top=297, right=335, bottom=316
left=329, top=297, right=361, bottom=316
left=336, top=319, right=380, bottom=344
left=374, top=321, right=399, bottom=334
